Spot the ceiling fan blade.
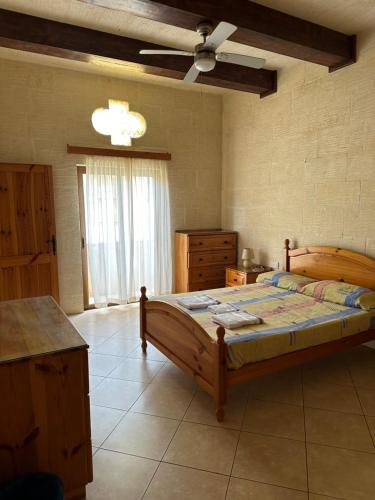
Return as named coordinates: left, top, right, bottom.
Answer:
left=139, top=49, right=194, bottom=56
left=216, top=52, right=266, bottom=69
left=184, top=64, right=200, bottom=83
left=204, top=22, right=237, bottom=50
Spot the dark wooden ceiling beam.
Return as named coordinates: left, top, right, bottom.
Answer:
left=0, top=8, right=276, bottom=96
left=81, top=0, right=356, bottom=71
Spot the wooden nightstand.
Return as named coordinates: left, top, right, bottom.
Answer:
left=225, top=265, right=272, bottom=286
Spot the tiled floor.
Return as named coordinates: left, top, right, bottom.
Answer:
left=69, top=304, right=375, bottom=500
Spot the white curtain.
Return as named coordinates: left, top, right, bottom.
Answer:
left=85, top=155, right=172, bottom=306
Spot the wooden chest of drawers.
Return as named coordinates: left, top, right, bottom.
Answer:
left=0, top=296, right=92, bottom=499
left=175, top=229, right=237, bottom=292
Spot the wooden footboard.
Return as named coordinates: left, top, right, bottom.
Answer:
left=140, top=287, right=227, bottom=420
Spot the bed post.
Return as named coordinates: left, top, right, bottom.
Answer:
left=214, top=326, right=227, bottom=422
left=140, top=286, right=148, bottom=353
left=283, top=238, right=290, bottom=271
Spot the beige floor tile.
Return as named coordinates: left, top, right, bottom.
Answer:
left=248, top=369, right=303, bottom=406
left=103, top=412, right=179, bottom=460
left=302, top=358, right=352, bottom=386
left=152, top=363, right=197, bottom=390
left=307, top=443, right=375, bottom=499
left=357, top=386, right=375, bottom=416
left=143, top=462, right=228, bottom=500
left=131, top=383, right=195, bottom=419
left=76, top=319, right=123, bottom=337
left=365, top=415, right=375, bottom=441
left=303, top=381, right=362, bottom=414
left=232, top=432, right=307, bottom=491
left=349, top=363, right=375, bottom=389
left=163, top=421, right=239, bottom=475
left=243, top=399, right=305, bottom=441
left=109, top=357, right=165, bottom=382
left=305, top=407, right=374, bottom=452
left=91, top=378, right=146, bottom=410
left=86, top=449, right=158, bottom=500
left=110, top=327, right=139, bottom=339
left=129, top=344, right=168, bottom=362
left=183, top=388, right=247, bottom=430
left=227, top=477, right=308, bottom=499
left=82, top=334, right=109, bottom=348
left=89, top=375, right=104, bottom=392
left=90, top=405, right=125, bottom=447
left=92, top=337, right=139, bottom=356
left=308, top=495, right=340, bottom=500
left=344, top=346, right=375, bottom=367
left=88, top=353, right=124, bottom=376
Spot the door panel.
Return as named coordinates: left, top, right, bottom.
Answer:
left=14, top=171, right=36, bottom=255
left=0, top=163, right=59, bottom=302
left=0, top=172, right=14, bottom=257
left=33, top=171, right=51, bottom=254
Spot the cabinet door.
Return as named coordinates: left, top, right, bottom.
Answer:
left=0, top=349, right=92, bottom=493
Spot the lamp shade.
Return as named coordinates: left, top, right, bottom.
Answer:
left=241, top=248, right=254, bottom=260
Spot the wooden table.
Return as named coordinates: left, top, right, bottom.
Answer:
left=0, top=296, right=92, bottom=499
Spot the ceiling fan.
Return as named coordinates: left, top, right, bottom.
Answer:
left=139, top=21, right=266, bottom=83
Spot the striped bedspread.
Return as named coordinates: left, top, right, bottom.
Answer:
left=157, top=283, right=375, bottom=369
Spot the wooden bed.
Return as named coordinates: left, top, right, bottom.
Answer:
left=140, top=239, right=375, bottom=421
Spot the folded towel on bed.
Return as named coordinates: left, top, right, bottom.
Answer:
left=212, top=311, right=263, bottom=329
left=177, top=295, right=219, bottom=310
left=208, top=303, right=239, bottom=314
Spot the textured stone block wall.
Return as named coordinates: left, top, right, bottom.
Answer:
left=0, top=59, right=222, bottom=312
left=222, top=42, right=375, bottom=269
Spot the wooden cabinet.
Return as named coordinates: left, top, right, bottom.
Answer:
left=225, top=265, right=272, bottom=287
left=175, top=229, right=237, bottom=292
left=0, top=296, right=92, bottom=499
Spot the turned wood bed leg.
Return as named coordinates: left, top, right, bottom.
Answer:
left=214, top=326, right=227, bottom=422
left=140, top=286, right=148, bottom=353
left=283, top=238, right=290, bottom=271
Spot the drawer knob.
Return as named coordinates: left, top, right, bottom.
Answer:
left=199, top=241, right=203, bottom=245
left=199, top=273, right=202, bottom=277
left=224, top=240, right=229, bottom=244
left=224, top=256, right=228, bottom=260
left=234, top=278, right=237, bottom=282
left=199, top=258, right=203, bottom=261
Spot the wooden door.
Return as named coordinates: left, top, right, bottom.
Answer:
left=0, top=163, right=59, bottom=302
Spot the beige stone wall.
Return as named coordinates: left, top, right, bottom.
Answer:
left=222, top=42, right=375, bottom=269
left=0, top=58, right=222, bottom=312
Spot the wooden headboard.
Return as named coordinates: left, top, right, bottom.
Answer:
left=283, top=239, right=375, bottom=290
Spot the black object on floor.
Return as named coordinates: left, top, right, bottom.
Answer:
left=0, top=473, right=64, bottom=500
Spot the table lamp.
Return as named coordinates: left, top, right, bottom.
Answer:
left=241, top=248, right=254, bottom=269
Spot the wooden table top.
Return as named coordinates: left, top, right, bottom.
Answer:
left=226, top=264, right=273, bottom=274
left=0, top=296, right=87, bottom=365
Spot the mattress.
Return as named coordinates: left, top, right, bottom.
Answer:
left=158, top=283, right=375, bottom=369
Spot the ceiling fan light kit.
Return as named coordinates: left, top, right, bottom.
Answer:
left=194, top=48, right=216, bottom=72
left=139, top=20, right=266, bottom=84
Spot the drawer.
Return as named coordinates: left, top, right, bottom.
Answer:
left=188, top=234, right=236, bottom=252
left=226, top=268, right=246, bottom=285
left=189, top=266, right=226, bottom=284
left=188, top=249, right=236, bottom=268
left=188, top=280, right=225, bottom=292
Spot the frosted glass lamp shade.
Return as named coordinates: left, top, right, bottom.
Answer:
left=241, top=248, right=254, bottom=269
left=91, top=99, right=146, bottom=146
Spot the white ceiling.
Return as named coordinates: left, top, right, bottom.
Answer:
left=0, top=0, right=374, bottom=93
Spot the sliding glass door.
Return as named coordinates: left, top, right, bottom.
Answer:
left=77, top=157, right=172, bottom=308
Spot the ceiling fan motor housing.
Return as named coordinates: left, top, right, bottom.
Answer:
left=194, top=44, right=216, bottom=71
